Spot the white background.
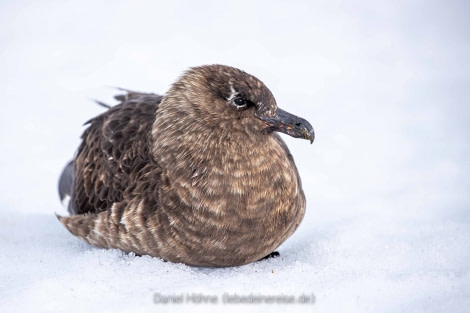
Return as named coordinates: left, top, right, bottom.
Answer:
left=1, top=1, right=469, bottom=312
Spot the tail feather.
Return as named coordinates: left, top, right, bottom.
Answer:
left=58, top=161, right=75, bottom=214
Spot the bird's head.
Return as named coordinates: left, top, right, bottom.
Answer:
left=159, top=65, right=314, bottom=144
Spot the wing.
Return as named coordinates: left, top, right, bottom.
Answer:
left=70, top=91, right=163, bottom=215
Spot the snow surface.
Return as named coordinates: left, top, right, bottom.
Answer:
left=1, top=1, right=470, bottom=312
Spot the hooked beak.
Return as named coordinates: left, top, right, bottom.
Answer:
left=258, top=108, right=315, bottom=143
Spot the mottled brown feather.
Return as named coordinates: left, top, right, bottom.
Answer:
left=71, top=93, right=162, bottom=214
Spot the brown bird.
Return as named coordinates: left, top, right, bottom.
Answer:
left=57, top=65, right=314, bottom=267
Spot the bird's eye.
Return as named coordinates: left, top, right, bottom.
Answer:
left=233, top=98, right=247, bottom=107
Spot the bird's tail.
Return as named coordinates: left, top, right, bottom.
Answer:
left=58, top=161, right=75, bottom=214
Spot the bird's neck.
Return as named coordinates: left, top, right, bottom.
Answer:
left=151, top=111, right=267, bottom=173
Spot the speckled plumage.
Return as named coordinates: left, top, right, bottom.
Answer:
left=57, top=65, right=314, bottom=267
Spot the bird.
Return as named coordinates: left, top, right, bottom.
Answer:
left=57, top=64, right=314, bottom=267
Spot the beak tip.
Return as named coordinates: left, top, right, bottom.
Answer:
left=308, top=130, right=315, bottom=144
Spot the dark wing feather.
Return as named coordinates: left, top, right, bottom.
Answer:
left=70, top=92, right=163, bottom=215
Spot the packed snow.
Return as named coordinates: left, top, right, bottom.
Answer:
left=1, top=1, right=469, bottom=312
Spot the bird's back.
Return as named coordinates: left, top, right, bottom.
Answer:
left=62, top=92, right=163, bottom=215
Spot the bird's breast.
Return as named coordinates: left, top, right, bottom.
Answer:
left=167, top=135, right=303, bottom=220
left=155, top=142, right=305, bottom=266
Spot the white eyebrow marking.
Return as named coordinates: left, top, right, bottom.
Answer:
left=227, top=82, right=239, bottom=101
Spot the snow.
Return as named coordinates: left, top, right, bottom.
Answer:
left=1, top=1, right=470, bottom=312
